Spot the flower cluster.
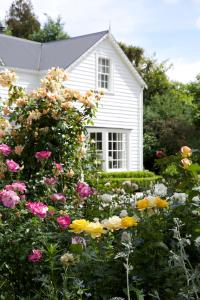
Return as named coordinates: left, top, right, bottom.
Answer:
left=0, top=189, right=20, bottom=208
left=0, top=69, right=17, bottom=87
left=26, top=202, right=48, bottom=219
left=0, top=144, right=12, bottom=156
left=69, top=215, right=138, bottom=238
left=136, top=196, right=168, bottom=210
left=180, top=146, right=192, bottom=169
left=76, top=181, right=94, bottom=198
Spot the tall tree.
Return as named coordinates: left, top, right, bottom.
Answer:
left=30, top=15, right=69, bottom=42
left=119, top=42, right=145, bottom=68
left=6, top=0, right=40, bottom=39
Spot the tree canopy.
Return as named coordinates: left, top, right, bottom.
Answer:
left=6, top=0, right=40, bottom=39
left=30, top=15, right=69, bottom=42
left=5, top=0, right=69, bottom=42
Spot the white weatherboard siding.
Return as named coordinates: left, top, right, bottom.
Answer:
left=66, top=37, right=143, bottom=170
left=0, top=68, right=39, bottom=99
left=0, top=35, right=144, bottom=171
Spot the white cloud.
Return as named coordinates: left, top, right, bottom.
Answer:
left=196, top=16, right=200, bottom=30
left=162, top=0, right=181, bottom=4
left=167, top=59, right=200, bottom=82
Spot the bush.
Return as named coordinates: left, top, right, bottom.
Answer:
left=0, top=70, right=200, bottom=299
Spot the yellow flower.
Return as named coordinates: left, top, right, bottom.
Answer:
left=181, top=158, right=192, bottom=169
left=136, top=198, right=149, bottom=210
left=154, top=197, right=168, bottom=208
left=101, top=216, right=122, bottom=231
left=121, top=216, right=138, bottom=228
left=69, top=219, right=89, bottom=233
left=181, top=146, right=192, bottom=158
left=84, top=222, right=106, bottom=238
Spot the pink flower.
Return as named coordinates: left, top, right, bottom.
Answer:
left=0, top=189, right=20, bottom=208
left=6, top=159, right=20, bottom=172
left=28, top=249, right=42, bottom=263
left=156, top=150, right=165, bottom=158
left=55, top=162, right=63, bottom=172
left=5, top=182, right=26, bottom=193
left=44, top=177, right=58, bottom=186
left=26, top=201, right=48, bottom=219
left=50, top=193, right=66, bottom=202
left=35, top=150, right=52, bottom=160
left=57, top=215, right=71, bottom=229
left=0, top=144, right=12, bottom=156
left=76, top=181, right=93, bottom=198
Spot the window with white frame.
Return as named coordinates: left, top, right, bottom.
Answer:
left=108, top=132, right=126, bottom=169
left=88, top=129, right=128, bottom=171
left=98, top=57, right=110, bottom=89
left=89, top=132, right=103, bottom=165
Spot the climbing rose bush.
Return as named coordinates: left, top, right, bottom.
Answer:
left=0, top=69, right=200, bottom=299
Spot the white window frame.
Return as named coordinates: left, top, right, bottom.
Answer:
left=87, top=127, right=130, bottom=171
left=95, top=54, right=114, bottom=94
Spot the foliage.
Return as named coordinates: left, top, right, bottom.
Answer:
left=0, top=70, right=200, bottom=299
left=5, top=0, right=40, bottom=39
left=30, top=15, right=69, bottom=42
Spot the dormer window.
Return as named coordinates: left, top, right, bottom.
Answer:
left=98, top=57, right=110, bottom=89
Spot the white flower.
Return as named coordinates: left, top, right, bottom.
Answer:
left=101, top=194, right=113, bottom=203
left=134, top=192, right=144, bottom=200
left=172, top=193, right=188, bottom=204
left=195, top=236, right=200, bottom=247
left=193, top=186, right=200, bottom=192
left=119, top=210, right=128, bottom=218
left=192, top=196, right=200, bottom=204
left=154, top=183, right=167, bottom=197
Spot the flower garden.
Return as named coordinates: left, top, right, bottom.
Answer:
left=0, top=68, right=200, bottom=300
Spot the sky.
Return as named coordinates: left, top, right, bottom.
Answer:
left=1, top=0, right=200, bottom=83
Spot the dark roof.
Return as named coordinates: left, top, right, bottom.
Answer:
left=0, top=30, right=108, bottom=71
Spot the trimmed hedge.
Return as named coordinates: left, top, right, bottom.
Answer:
left=97, top=170, right=162, bottom=191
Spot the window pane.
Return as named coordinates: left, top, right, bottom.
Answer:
left=108, top=132, right=126, bottom=169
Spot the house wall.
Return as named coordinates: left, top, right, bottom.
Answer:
left=65, top=37, right=143, bottom=170
left=0, top=36, right=143, bottom=171
left=0, top=68, right=39, bottom=99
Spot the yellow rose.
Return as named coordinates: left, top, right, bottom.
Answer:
left=181, top=158, right=192, bottom=169
left=121, top=216, right=138, bottom=228
left=69, top=219, right=89, bottom=233
left=84, top=222, right=106, bottom=238
left=154, top=197, right=168, bottom=208
left=136, top=198, right=149, bottom=210
left=181, top=146, right=192, bottom=158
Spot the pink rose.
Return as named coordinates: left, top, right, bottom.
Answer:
left=55, top=162, right=63, bottom=171
left=5, top=182, right=26, bottom=193
left=35, top=150, right=52, bottom=160
left=26, top=201, right=48, bottom=219
left=156, top=150, right=164, bottom=158
left=50, top=193, right=66, bottom=202
left=0, top=144, right=12, bottom=156
left=0, top=189, right=20, bottom=208
left=28, top=249, right=42, bottom=263
left=57, top=215, right=71, bottom=229
left=76, top=181, right=93, bottom=198
left=44, top=177, right=58, bottom=186
left=6, top=159, right=20, bottom=172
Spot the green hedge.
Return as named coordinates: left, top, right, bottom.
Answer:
left=93, top=170, right=162, bottom=191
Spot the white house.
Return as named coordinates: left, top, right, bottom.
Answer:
left=0, top=30, right=146, bottom=171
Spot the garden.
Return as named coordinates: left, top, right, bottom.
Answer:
left=0, top=68, right=200, bottom=300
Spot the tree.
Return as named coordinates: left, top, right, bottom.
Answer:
left=5, top=0, right=40, bottom=39
left=119, top=42, right=145, bottom=68
left=30, top=15, right=69, bottom=42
